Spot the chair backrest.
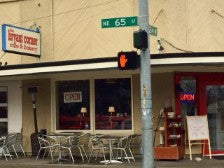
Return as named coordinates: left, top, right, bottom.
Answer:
left=7, top=134, right=17, bottom=146
left=0, top=136, right=6, bottom=148
left=118, top=136, right=129, bottom=148
left=79, top=133, right=90, bottom=146
left=130, top=134, right=142, bottom=147
left=70, top=135, right=81, bottom=146
left=38, top=136, right=50, bottom=147
left=15, top=133, right=23, bottom=144
left=88, top=136, right=104, bottom=149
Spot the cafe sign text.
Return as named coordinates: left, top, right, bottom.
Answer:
left=2, top=24, right=41, bottom=57
left=64, top=91, right=82, bottom=103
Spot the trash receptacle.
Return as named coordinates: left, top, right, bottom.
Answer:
left=30, top=132, right=41, bottom=156
left=40, top=129, right=47, bottom=136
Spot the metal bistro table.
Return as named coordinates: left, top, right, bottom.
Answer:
left=99, top=135, right=124, bottom=164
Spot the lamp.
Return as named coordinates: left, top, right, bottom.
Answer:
left=80, top=107, right=87, bottom=117
left=108, top=106, right=115, bottom=116
left=28, top=87, right=38, bottom=133
left=108, top=106, right=115, bottom=129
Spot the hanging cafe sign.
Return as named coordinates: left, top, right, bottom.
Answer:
left=2, top=24, right=41, bottom=57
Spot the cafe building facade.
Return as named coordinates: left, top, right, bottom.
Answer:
left=1, top=0, right=224, bottom=156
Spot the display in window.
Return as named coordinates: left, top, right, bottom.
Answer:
left=95, top=78, right=132, bottom=130
left=56, top=80, right=90, bottom=130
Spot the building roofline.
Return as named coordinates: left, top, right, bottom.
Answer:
left=0, top=52, right=223, bottom=77
left=1, top=52, right=224, bottom=70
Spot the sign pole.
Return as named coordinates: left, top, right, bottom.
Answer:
left=139, top=0, right=154, bottom=168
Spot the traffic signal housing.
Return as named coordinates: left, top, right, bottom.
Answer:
left=133, top=30, right=148, bottom=50
left=118, top=51, right=139, bottom=70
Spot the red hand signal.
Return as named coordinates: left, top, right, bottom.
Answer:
left=119, top=54, right=128, bottom=67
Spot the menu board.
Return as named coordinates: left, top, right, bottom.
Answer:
left=186, top=115, right=209, bottom=140
left=186, top=115, right=211, bottom=160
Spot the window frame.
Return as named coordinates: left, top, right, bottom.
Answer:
left=55, top=79, right=91, bottom=131
left=52, top=75, right=134, bottom=134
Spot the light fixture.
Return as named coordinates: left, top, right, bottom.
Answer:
left=157, top=39, right=164, bottom=53
left=28, top=86, right=38, bottom=133
left=80, top=107, right=87, bottom=117
left=108, top=106, right=115, bottom=116
left=108, top=106, right=115, bottom=129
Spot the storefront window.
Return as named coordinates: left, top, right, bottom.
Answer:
left=0, top=87, right=8, bottom=135
left=95, top=78, right=132, bottom=130
left=56, top=80, right=90, bottom=130
left=207, top=85, right=224, bottom=150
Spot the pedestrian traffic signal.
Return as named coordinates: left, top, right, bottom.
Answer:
left=118, top=51, right=139, bottom=70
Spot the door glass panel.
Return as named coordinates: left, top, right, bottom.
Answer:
left=180, top=77, right=197, bottom=117
left=207, top=85, right=224, bottom=150
left=179, top=77, right=197, bottom=130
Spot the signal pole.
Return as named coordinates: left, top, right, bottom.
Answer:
left=139, top=0, right=154, bottom=167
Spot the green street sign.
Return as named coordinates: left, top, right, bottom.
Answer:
left=149, top=25, right=157, bottom=36
left=102, top=16, right=138, bottom=28
left=101, top=16, right=158, bottom=36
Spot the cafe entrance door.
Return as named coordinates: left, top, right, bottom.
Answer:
left=175, top=73, right=224, bottom=156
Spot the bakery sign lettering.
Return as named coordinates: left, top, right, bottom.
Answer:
left=64, top=91, right=82, bottom=103
left=2, top=24, right=41, bottom=57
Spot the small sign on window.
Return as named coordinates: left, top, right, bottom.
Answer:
left=180, top=92, right=195, bottom=102
left=64, top=91, right=82, bottom=103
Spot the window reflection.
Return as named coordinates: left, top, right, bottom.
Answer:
left=56, top=80, right=90, bottom=130
left=0, top=107, right=7, bottom=118
left=207, top=85, right=224, bottom=150
left=0, top=86, right=7, bottom=136
left=0, top=91, right=7, bottom=103
left=0, top=122, right=7, bottom=136
left=95, top=78, right=132, bottom=130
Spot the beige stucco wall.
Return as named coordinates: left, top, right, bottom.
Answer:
left=151, top=72, right=175, bottom=146
left=132, top=72, right=176, bottom=144
left=1, top=0, right=224, bottom=65
left=22, top=79, right=51, bottom=153
left=0, top=1, right=22, bottom=65
left=20, top=0, right=53, bottom=63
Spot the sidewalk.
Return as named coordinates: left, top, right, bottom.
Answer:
left=0, top=155, right=223, bottom=168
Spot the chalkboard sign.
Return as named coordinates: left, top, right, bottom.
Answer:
left=186, top=115, right=209, bottom=140
left=186, top=115, right=211, bottom=160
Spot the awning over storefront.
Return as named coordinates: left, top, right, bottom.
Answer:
left=0, top=52, right=224, bottom=77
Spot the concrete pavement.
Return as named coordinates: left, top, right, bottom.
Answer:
left=0, top=155, right=223, bottom=168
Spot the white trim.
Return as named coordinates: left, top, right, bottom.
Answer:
left=0, top=118, right=8, bottom=122
left=0, top=62, right=117, bottom=77
left=0, top=57, right=224, bottom=77
left=90, top=79, right=95, bottom=132
left=131, top=77, right=134, bottom=134
left=151, top=57, right=224, bottom=65
left=0, top=103, right=7, bottom=107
